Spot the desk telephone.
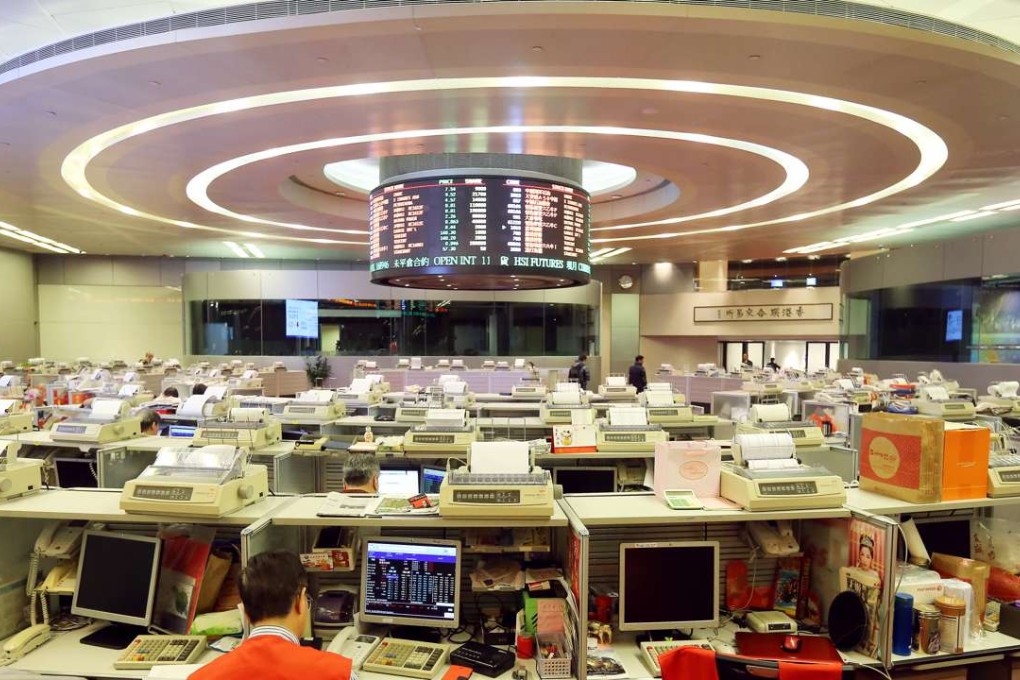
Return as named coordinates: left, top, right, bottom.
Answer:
left=27, top=520, right=85, bottom=596
left=746, top=521, right=799, bottom=557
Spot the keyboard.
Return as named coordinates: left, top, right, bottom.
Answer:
left=990, top=454, right=1020, bottom=468
left=640, top=640, right=713, bottom=677
left=114, top=635, right=207, bottom=670
left=362, top=637, right=450, bottom=679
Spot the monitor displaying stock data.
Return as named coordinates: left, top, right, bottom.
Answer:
left=369, top=175, right=591, bottom=289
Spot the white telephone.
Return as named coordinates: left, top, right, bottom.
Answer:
left=26, top=521, right=86, bottom=596
left=747, top=520, right=799, bottom=556
left=326, top=627, right=381, bottom=669
left=2, top=623, right=51, bottom=662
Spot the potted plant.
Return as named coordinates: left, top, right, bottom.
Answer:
left=304, top=354, right=332, bottom=387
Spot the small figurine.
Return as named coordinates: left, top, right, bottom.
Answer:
left=512, top=665, right=528, bottom=680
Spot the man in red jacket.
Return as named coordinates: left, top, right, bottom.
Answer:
left=191, top=550, right=352, bottom=680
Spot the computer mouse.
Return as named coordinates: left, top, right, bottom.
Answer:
left=781, top=636, right=801, bottom=653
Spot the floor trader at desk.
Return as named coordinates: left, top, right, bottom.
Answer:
left=343, top=453, right=379, bottom=493
left=191, top=551, right=353, bottom=680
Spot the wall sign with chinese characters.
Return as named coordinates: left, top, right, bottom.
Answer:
left=693, top=303, right=834, bottom=323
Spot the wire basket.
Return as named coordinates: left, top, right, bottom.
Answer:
left=536, top=633, right=572, bottom=679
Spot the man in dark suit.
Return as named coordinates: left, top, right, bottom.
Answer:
left=628, top=355, right=648, bottom=393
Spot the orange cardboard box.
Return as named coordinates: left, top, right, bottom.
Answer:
left=941, top=422, right=990, bottom=501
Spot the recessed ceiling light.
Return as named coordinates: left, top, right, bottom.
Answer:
left=748, top=54, right=762, bottom=60
left=316, top=57, right=329, bottom=63
left=611, top=194, right=623, bottom=199
left=243, top=243, right=266, bottom=258
left=808, top=255, right=821, bottom=260
left=775, top=256, right=787, bottom=262
left=223, top=241, right=249, bottom=258
left=148, top=80, right=161, bottom=86
left=46, top=111, right=56, bottom=117
left=741, top=259, right=752, bottom=264
left=914, top=79, right=927, bottom=85
left=531, top=46, right=544, bottom=52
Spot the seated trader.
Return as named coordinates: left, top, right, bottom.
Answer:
left=628, top=354, right=648, bottom=393
left=139, top=409, right=161, bottom=436
left=342, top=453, right=379, bottom=493
left=191, top=551, right=352, bottom=680
left=766, top=357, right=781, bottom=372
left=192, top=383, right=208, bottom=396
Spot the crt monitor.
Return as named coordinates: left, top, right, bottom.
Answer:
left=53, top=458, right=98, bottom=488
left=72, top=530, right=162, bottom=648
left=619, top=541, right=719, bottom=631
left=421, top=466, right=446, bottom=494
left=378, top=468, right=420, bottom=496
left=554, top=467, right=617, bottom=494
left=360, top=537, right=461, bottom=629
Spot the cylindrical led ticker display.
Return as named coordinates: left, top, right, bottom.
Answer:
left=369, top=173, right=591, bottom=289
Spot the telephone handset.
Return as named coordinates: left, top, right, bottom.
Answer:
left=26, top=520, right=86, bottom=597
left=747, top=520, right=799, bottom=556
left=2, top=623, right=51, bottom=661
left=39, top=561, right=77, bottom=595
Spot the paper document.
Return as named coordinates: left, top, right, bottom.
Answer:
left=555, top=382, right=580, bottom=393
left=91, top=398, right=124, bottom=419
left=471, top=441, right=529, bottom=474
left=924, top=386, right=950, bottom=401
left=347, top=378, right=371, bottom=393
left=605, top=376, right=626, bottom=387
left=734, top=433, right=795, bottom=461
left=301, top=389, right=335, bottom=403
left=318, top=492, right=378, bottom=517
left=230, top=408, right=267, bottom=423
left=747, top=458, right=801, bottom=470
left=608, top=407, right=647, bottom=427
left=570, top=408, right=594, bottom=426
left=118, top=384, right=141, bottom=397
left=551, top=391, right=581, bottom=406
left=0, top=399, right=18, bottom=414
left=178, top=394, right=212, bottom=418
left=644, top=391, right=673, bottom=407
left=206, top=385, right=230, bottom=400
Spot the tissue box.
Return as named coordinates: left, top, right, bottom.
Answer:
left=931, top=553, right=989, bottom=624
left=896, top=564, right=944, bottom=605
left=859, top=413, right=944, bottom=503
left=653, top=440, right=722, bottom=499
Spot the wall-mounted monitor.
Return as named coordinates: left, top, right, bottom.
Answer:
left=945, top=309, right=963, bottom=342
left=285, top=299, right=319, bottom=339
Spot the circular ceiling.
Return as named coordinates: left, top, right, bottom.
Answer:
left=0, top=2, right=1019, bottom=262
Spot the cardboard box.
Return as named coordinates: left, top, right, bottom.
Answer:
left=860, top=413, right=944, bottom=503
left=941, top=422, right=989, bottom=501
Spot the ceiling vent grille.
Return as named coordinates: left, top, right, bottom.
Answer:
left=2, top=0, right=1018, bottom=80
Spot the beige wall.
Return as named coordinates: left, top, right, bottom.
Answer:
left=0, top=248, right=38, bottom=361
left=641, top=287, right=841, bottom=337
left=640, top=336, right=719, bottom=373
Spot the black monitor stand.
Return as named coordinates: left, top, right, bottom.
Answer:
left=80, top=623, right=147, bottom=649
left=390, top=626, right=442, bottom=643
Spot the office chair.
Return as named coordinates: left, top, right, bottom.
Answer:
left=661, top=646, right=851, bottom=680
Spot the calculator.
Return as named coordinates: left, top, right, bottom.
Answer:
left=664, top=489, right=704, bottom=510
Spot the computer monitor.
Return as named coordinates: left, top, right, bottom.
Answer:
left=53, top=457, right=98, bottom=488
left=167, top=425, right=196, bottom=438
left=378, top=468, right=420, bottom=496
left=360, top=538, right=461, bottom=629
left=72, top=530, right=162, bottom=648
left=618, top=541, right=719, bottom=631
left=421, top=466, right=446, bottom=494
left=554, top=467, right=617, bottom=494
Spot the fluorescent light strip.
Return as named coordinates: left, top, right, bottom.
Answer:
left=186, top=126, right=806, bottom=236
left=243, top=243, right=266, bottom=258
left=223, top=241, right=250, bottom=258
left=950, top=211, right=996, bottom=222
left=980, top=199, right=1020, bottom=211
left=590, top=247, right=615, bottom=258
left=592, top=247, right=632, bottom=262
left=783, top=209, right=986, bottom=254
left=0, top=220, right=82, bottom=254
left=62, top=76, right=946, bottom=247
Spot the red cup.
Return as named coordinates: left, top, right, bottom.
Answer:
left=516, top=633, right=535, bottom=659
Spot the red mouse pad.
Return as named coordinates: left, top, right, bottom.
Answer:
left=734, top=633, right=842, bottom=663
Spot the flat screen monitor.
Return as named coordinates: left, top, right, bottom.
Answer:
left=72, top=531, right=161, bottom=643
left=619, top=541, right=719, bottom=631
left=53, top=458, right=98, bottom=488
left=167, top=425, right=196, bottom=438
left=421, top=466, right=446, bottom=494
left=285, top=299, right=319, bottom=339
left=378, top=469, right=420, bottom=496
left=360, top=538, right=461, bottom=628
left=946, top=309, right=963, bottom=342
left=554, top=467, right=617, bottom=494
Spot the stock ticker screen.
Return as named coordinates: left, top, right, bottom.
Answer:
left=368, top=175, right=591, bottom=289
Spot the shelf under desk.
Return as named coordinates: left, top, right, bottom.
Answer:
left=565, top=493, right=849, bottom=525
left=0, top=488, right=293, bottom=525
left=271, top=494, right=569, bottom=528
left=844, top=487, right=1020, bottom=516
